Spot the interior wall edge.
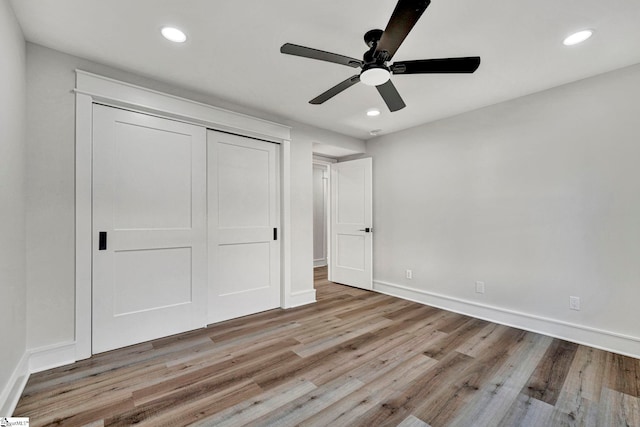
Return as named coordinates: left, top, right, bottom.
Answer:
left=374, top=279, right=640, bottom=359
left=0, top=341, right=77, bottom=415
left=0, top=351, right=29, bottom=416
left=287, top=289, right=317, bottom=308
left=312, top=154, right=337, bottom=164
left=28, top=341, right=77, bottom=374
left=1, top=0, right=28, bottom=413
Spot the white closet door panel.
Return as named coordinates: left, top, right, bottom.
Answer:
left=217, top=142, right=271, bottom=228
left=92, top=104, right=207, bottom=354
left=208, top=130, right=280, bottom=324
left=112, top=122, right=193, bottom=230
left=218, top=243, right=271, bottom=295
left=113, top=247, right=192, bottom=315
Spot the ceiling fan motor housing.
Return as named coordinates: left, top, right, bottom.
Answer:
left=364, top=29, right=392, bottom=64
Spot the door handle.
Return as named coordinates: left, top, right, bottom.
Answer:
left=99, top=231, right=107, bottom=250
left=358, top=228, right=372, bottom=233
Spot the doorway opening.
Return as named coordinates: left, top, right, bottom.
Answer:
left=313, top=162, right=329, bottom=268
left=312, top=153, right=373, bottom=291
left=312, top=156, right=335, bottom=292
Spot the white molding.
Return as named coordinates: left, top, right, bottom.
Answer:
left=374, top=280, right=640, bottom=359
left=312, top=161, right=333, bottom=281
left=75, top=70, right=291, bottom=143
left=0, top=343, right=77, bottom=414
left=288, top=289, right=317, bottom=308
left=312, top=162, right=329, bottom=270
left=0, top=352, right=29, bottom=416
left=29, top=342, right=77, bottom=374
left=281, top=139, right=293, bottom=308
left=312, top=155, right=337, bottom=164
left=75, top=92, right=93, bottom=361
left=75, top=71, right=293, bottom=357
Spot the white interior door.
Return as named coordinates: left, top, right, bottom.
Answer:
left=207, top=130, right=280, bottom=323
left=92, top=105, right=207, bottom=354
left=330, top=158, right=373, bottom=289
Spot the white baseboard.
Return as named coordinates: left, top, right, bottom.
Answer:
left=0, top=352, right=29, bottom=416
left=288, top=289, right=317, bottom=308
left=28, top=341, right=77, bottom=374
left=313, top=259, right=327, bottom=268
left=374, top=280, right=640, bottom=359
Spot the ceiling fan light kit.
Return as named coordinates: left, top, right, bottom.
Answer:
left=280, top=0, right=480, bottom=112
left=360, top=64, right=391, bottom=86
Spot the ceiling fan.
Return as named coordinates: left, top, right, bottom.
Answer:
left=280, top=0, right=480, bottom=112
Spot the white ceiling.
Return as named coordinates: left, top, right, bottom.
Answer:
left=10, top=0, right=640, bottom=139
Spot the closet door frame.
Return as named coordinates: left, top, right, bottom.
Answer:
left=74, top=70, right=294, bottom=360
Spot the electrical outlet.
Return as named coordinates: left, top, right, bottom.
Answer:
left=406, top=269, right=412, bottom=279
left=475, top=281, right=485, bottom=294
left=569, top=296, right=581, bottom=311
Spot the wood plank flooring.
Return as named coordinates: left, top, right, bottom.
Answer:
left=15, top=267, right=640, bottom=426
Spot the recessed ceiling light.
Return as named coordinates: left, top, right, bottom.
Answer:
left=367, top=109, right=381, bottom=117
left=563, top=29, right=593, bottom=46
left=161, top=27, right=187, bottom=43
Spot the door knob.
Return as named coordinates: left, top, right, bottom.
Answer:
left=358, top=228, right=372, bottom=233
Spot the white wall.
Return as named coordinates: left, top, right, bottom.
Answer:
left=0, top=0, right=27, bottom=413
left=25, top=43, right=364, bottom=351
left=367, top=63, right=640, bottom=357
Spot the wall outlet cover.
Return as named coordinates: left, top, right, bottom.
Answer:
left=475, top=281, right=485, bottom=294
left=569, top=296, right=581, bottom=310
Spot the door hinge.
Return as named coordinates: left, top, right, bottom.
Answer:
left=273, top=228, right=278, bottom=241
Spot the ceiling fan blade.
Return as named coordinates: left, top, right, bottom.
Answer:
left=376, top=80, right=406, bottom=112
left=376, top=0, right=431, bottom=60
left=281, top=43, right=363, bottom=68
left=392, top=57, right=481, bottom=74
left=310, top=75, right=361, bottom=105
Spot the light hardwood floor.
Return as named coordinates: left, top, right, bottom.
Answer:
left=15, top=267, right=640, bottom=426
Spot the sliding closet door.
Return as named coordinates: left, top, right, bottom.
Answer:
left=208, top=130, right=281, bottom=323
left=92, top=105, right=207, bottom=353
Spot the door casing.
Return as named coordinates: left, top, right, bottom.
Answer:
left=75, top=71, right=294, bottom=360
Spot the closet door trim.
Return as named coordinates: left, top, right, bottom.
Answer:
left=74, top=70, right=293, bottom=360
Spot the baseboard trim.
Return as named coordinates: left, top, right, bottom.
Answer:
left=28, top=341, right=77, bottom=374
left=0, top=352, right=29, bottom=416
left=313, top=260, right=327, bottom=268
left=288, top=289, right=317, bottom=308
left=373, top=280, right=640, bottom=359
